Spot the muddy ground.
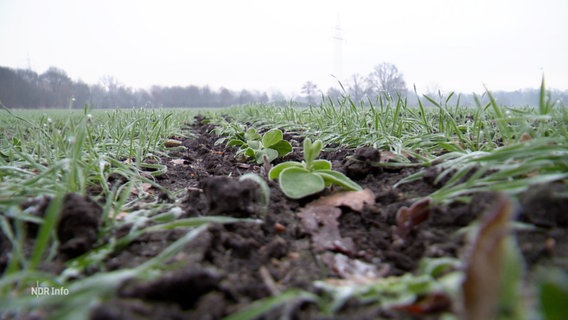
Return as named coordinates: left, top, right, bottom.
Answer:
left=3, top=115, right=567, bottom=319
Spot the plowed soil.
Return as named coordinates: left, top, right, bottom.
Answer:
left=3, top=115, right=567, bottom=319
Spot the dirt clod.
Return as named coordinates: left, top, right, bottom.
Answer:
left=57, top=193, right=103, bottom=259
left=345, top=147, right=381, bottom=179
left=202, top=176, right=263, bottom=217
left=119, top=268, right=221, bottom=310
left=519, top=182, right=568, bottom=228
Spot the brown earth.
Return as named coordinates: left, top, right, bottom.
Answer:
left=2, top=115, right=567, bottom=319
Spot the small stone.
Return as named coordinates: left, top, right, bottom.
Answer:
left=274, top=222, right=286, bottom=233
left=164, top=139, right=182, bottom=148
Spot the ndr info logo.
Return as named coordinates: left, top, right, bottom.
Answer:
left=30, top=281, right=69, bottom=297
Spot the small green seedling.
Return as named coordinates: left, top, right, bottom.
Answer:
left=269, top=138, right=362, bottom=199
left=228, top=127, right=292, bottom=164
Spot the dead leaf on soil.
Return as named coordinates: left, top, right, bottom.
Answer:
left=110, top=210, right=129, bottom=220
left=164, top=139, right=182, bottom=148
left=392, top=292, right=452, bottom=316
left=308, top=188, right=375, bottom=211
left=381, top=150, right=411, bottom=163
left=140, top=172, right=154, bottom=179
left=170, top=158, right=186, bottom=166
left=519, top=132, right=532, bottom=142
left=395, top=197, right=431, bottom=240
left=131, top=182, right=153, bottom=196
left=320, top=252, right=385, bottom=279
left=298, top=205, right=353, bottom=253
left=298, top=189, right=374, bottom=254
left=318, top=277, right=380, bottom=288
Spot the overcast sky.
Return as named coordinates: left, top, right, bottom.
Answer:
left=1, top=0, right=567, bottom=95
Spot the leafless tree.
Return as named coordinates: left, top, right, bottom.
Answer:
left=301, top=81, right=320, bottom=104
left=366, top=62, right=407, bottom=99
left=346, top=73, right=367, bottom=102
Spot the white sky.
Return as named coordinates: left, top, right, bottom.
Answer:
left=1, top=0, right=567, bottom=96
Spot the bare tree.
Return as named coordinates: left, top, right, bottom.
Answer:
left=99, top=75, right=121, bottom=93
left=366, top=62, right=407, bottom=99
left=326, top=87, right=342, bottom=102
left=346, top=73, right=367, bottom=102
left=301, top=81, right=320, bottom=104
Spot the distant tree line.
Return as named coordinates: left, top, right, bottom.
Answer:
left=0, top=65, right=280, bottom=109
left=2, top=64, right=566, bottom=109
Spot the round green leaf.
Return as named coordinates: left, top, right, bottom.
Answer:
left=255, top=148, right=279, bottom=164
left=312, top=159, right=331, bottom=171
left=316, top=170, right=362, bottom=191
left=262, top=129, right=283, bottom=148
left=245, top=147, right=255, bottom=158
left=247, top=140, right=261, bottom=150
left=271, top=140, right=293, bottom=157
left=279, top=167, right=325, bottom=199
left=227, top=139, right=245, bottom=147
left=269, top=161, right=303, bottom=180
left=245, top=128, right=261, bottom=140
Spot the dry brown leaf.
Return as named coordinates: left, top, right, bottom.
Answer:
left=519, top=132, right=532, bottom=142
left=318, top=275, right=384, bottom=288
left=131, top=182, right=153, bottom=196
left=461, top=193, right=515, bottom=320
left=395, top=198, right=431, bottom=240
left=110, top=211, right=129, bottom=220
left=170, top=158, right=186, bottom=166
left=380, top=150, right=413, bottom=163
left=298, top=206, right=354, bottom=253
left=392, top=292, right=452, bottom=316
left=298, top=189, right=374, bottom=253
left=308, top=188, right=375, bottom=212
left=320, top=252, right=382, bottom=279
left=164, top=139, right=182, bottom=148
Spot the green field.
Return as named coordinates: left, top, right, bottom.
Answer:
left=1, top=84, right=567, bottom=319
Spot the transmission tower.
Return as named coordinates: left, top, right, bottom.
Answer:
left=333, top=14, right=344, bottom=82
